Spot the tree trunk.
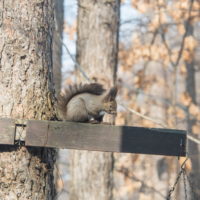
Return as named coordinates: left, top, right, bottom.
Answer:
left=53, top=0, right=64, bottom=95
left=68, top=0, right=120, bottom=200
left=0, top=0, right=56, bottom=199
left=52, top=0, right=65, bottom=195
left=185, top=22, right=200, bottom=199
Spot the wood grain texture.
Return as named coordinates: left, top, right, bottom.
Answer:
left=26, top=120, right=186, bottom=156
left=0, top=118, right=15, bottom=145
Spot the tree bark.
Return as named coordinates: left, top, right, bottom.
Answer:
left=52, top=0, right=64, bottom=196
left=68, top=0, right=120, bottom=200
left=75, top=0, right=119, bottom=86
left=0, top=0, right=56, bottom=199
left=53, top=0, right=64, bottom=95
left=185, top=22, right=200, bottom=199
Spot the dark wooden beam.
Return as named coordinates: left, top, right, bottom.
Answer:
left=0, top=118, right=15, bottom=145
left=25, top=120, right=186, bottom=156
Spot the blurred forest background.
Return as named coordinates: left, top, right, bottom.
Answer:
left=57, top=0, right=200, bottom=199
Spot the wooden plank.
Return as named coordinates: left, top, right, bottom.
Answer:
left=26, top=120, right=186, bottom=156
left=0, top=118, right=15, bottom=144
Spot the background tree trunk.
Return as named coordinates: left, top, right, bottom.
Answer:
left=51, top=0, right=66, bottom=196
left=185, top=22, right=200, bottom=199
left=0, top=0, right=57, bottom=199
left=68, top=0, right=120, bottom=200
left=53, top=0, right=64, bottom=95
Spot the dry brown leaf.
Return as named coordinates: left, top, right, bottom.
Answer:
left=171, top=50, right=179, bottom=63
left=142, top=46, right=150, bottom=59
left=183, top=50, right=193, bottom=63
left=180, top=64, right=187, bottom=75
left=132, top=1, right=150, bottom=13
left=180, top=1, right=189, bottom=10
left=182, top=49, right=190, bottom=60
left=150, top=14, right=160, bottom=29
left=179, top=157, right=192, bottom=172
left=116, top=112, right=126, bottom=125
left=176, top=107, right=185, bottom=119
left=64, top=21, right=77, bottom=40
left=150, top=45, right=160, bottom=60
left=169, top=9, right=183, bottom=22
left=129, top=102, right=138, bottom=110
left=118, top=49, right=127, bottom=60
left=167, top=118, right=175, bottom=128
left=133, top=76, right=140, bottom=85
left=143, top=119, right=155, bottom=128
left=56, top=178, right=64, bottom=192
left=193, top=1, right=200, bottom=10
left=160, top=11, right=168, bottom=24
left=155, top=77, right=166, bottom=86
left=192, top=124, right=200, bottom=135
left=64, top=78, right=73, bottom=86
left=177, top=24, right=185, bottom=35
left=167, top=106, right=175, bottom=115
left=157, top=0, right=165, bottom=7
left=197, top=113, right=200, bottom=121
left=126, top=54, right=135, bottom=66
left=184, top=36, right=197, bottom=51
left=139, top=193, right=151, bottom=200
left=122, top=87, right=130, bottom=101
left=189, top=103, right=200, bottom=117
left=180, top=92, right=192, bottom=107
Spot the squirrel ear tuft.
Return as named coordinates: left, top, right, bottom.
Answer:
left=104, top=86, right=118, bottom=102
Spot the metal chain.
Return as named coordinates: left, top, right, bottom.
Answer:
left=185, top=172, right=196, bottom=200
left=182, top=168, right=188, bottom=200
left=167, top=168, right=184, bottom=200
left=166, top=158, right=188, bottom=200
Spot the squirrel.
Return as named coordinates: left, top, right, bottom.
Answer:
left=57, top=83, right=117, bottom=123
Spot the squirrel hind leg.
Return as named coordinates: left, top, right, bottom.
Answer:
left=66, top=98, right=90, bottom=122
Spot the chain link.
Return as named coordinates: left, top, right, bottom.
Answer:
left=166, top=158, right=188, bottom=200
left=167, top=168, right=183, bottom=200
left=182, top=168, right=188, bottom=200
left=185, top=172, right=196, bottom=200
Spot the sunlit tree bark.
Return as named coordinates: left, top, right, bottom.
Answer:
left=0, top=0, right=56, bottom=199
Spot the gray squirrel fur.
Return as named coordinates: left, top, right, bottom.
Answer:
left=57, top=83, right=117, bottom=122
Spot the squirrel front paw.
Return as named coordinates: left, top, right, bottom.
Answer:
left=90, top=119, right=101, bottom=124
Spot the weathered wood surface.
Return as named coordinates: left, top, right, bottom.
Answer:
left=0, top=118, right=15, bottom=145
left=26, top=120, right=186, bottom=156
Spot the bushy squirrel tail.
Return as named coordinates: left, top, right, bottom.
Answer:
left=57, top=83, right=105, bottom=118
